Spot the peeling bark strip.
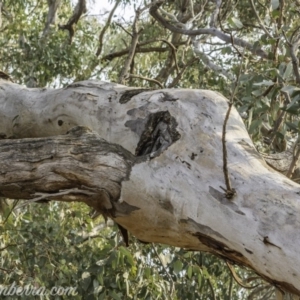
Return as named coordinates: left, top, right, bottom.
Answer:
left=1, top=80, right=300, bottom=295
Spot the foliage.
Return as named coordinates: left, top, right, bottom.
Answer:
left=1, top=0, right=299, bottom=298
left=0, top=200, right=272, bottom=299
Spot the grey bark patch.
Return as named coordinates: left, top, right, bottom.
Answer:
left=159, top=92, right=179, bottom=102
left=125, top=118, right=148, bottom=137
left=119, top=89, right=152, bottom=104
left=245, top=248, right=253, bottom=254
left=201, top=112, right=212, bottom=119
left=135, top=111, right=181, bottom=158
left=158, top=198, right=174, bottom=213
left=209, top=186, right=224, bottom=201
left=115, top=201, right=140, bottom=217
left=238, top=140, right=266, bottom=165
left=209, top=186, right=245, bottom=215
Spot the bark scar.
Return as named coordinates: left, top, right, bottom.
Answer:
left=135, top=111, right=180, bottom=158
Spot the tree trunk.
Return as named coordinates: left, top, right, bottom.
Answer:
left=0, top=79, right=300, bottom=295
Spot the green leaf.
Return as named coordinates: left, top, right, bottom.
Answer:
left=283, top=62, right=293, bottom=79
left=253, top=80, right=274, bottom=86
left=251, top=89, right=263, bottom=96
left=144, top=267, right=151, bottom=279
left=285, top=121, right=299, bottom=132
left=275, top=131, right=285, bottom=139
left=109, top=290, right=122, bottom=300
left=283, top=103, right=300, bottom=114
left=248, top=119, right=262, bottom=134
left=187, top=266, right=193, bottom=279
left=281, top=86, right=300, bottom=95
left=198, top=273, right=204, bottom=289
left=119, top=246, right=135, bottom=266
left=173, top=260, right=183, bottom=274
left=229, top=17, right=243, bottom=28
left=81, top=272, right=92, bottom=291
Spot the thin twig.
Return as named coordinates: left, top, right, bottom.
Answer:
left=226, top=261, right=259, bottom=289
left=267, top=91, right=290, bottom=147
left=221, top=51, right=244, bottom=199
left=168, top=57, right=199, bottom=88
left=0, top=243, right=17, bottom=251
left=152, top=244, right=175, bottom=298
left=0, top=267, right=13, bottom=273
left=96, top=0, right=121, bottom=57
left=207, top=278, right=216, bottom=300
left=291, top=39, right=300, bottom=85
left=282, top=30, right=300, bottom=84
left=102, top=39, right=187, bottom=62
left=221, top=102, right=235, bottom=198
left=249, top=0, right=277, bottom=39
left=118, top=8, right=142, bottom=84
left=286, top=137, right=300, bottom=178
left=158, top=39, right=179, bottom=74
left=273, top=0, right=285, bottom=61
left=115, top=22, right=133, bottom=37
left=129, top=74, right=163, bottom=88
left=209, top=0, right=222, bottom=28
left=16, top=188, right=95, bottom=209
left=2, top=200, right=19, bottom=225
left=228, top=275, right=233, bottom=299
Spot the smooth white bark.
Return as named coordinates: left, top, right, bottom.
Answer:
left=0, top=79, right=299, bottom=295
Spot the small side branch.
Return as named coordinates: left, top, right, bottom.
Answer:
left=283, top=30, right=300, bottom=84
left=249, top=0, right=276, bottom=39
left=152, top=244, right=175, bottom=297
left=118, top=9, right=142, bottom=84
left=149, top=0, right=268, bottom=59
left=58, top=0, right=87, bottom=44
left=286, top=138, right=300, bottom=179
left=209, top=0, right=222, bottom=28
left=221, top=52, right=244, bottom=199
left=168, top=57, right=199, bottom=88
left=221, top=102, right=236, bottom=199
left=96, top=0, right=121, bottom=57
left=16, top=188, right=96, bottom=209
left=129, top=74, right=163, bottom=88
left=226, top=261, right=259, bottom=289
left=42, top=0, right=62, bottom=38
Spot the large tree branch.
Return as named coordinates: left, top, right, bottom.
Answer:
left=149, top=0, right=268, bottom=59
left=102, top=39, right=187, bottom=61
left=0, top=79, right=300, bottom=295
left=0, top=126, right=135, bottom=217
